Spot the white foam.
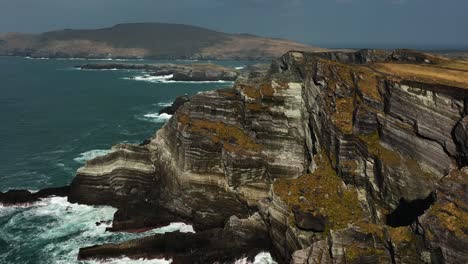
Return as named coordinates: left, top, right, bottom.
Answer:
left=125, top=74, right=233, bottom=84
left=0, top=196, right=194, bottom=263
left=156, top=102, right=173, bottom=107
left=235, top=252, right=277, bottom=264
left=139, top=113, right=172, bottom=123
left=235, top=66, right=245, bottom=70
left=74, top=149, right=113, bottom=163
left=85, top=257, right=173, bottom=264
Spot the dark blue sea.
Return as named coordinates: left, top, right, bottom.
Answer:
left=0, top=57, right=275, bottom=263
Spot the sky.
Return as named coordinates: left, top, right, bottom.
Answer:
left=0, top=0, right=467, bottom=49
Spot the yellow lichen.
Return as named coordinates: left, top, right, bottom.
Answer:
left=356, top=70, right=381, bottom=101
left=345, top=243, right=386, bottom=262
left=388, top=226, right=414, bottom=244
left=178, top=113, right=190, bottom=125
left=429, top=201, right=468, bottom=238
left=188, top=119, right=262, bottom=152
left=241, top=85, right=262, bottom=99
left=331, top=97, right=355, bottom=134
left=359, top=132, right=401, bottom=166
left=260, top=82, right=275, bottom=97
left=274, top=153, right=365, bottom=231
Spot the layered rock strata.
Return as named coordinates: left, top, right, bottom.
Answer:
left=69, top=49, right=468, bottom=263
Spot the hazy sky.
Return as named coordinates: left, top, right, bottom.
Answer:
left=1, top=0, right=467, bottom=49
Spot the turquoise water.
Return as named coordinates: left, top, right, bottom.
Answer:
left=0, top=57, right=266, bottom=263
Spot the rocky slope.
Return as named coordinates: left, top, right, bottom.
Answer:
left=0, top=23, right=327, bottom=60
left=68, top=49, right=468, bottom=263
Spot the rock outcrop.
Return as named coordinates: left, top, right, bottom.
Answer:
left=159, top=95, right=190, bottom=115
left=68, top=49, right=468, bottom=263
left=79, top=63, right=240, bottom=81
left=0, top=186, right=69, bottom=205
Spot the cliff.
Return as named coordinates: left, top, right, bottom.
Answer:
left=0, top=23, right=327, bottom=60
left=68, top=49, right=468, bottom=263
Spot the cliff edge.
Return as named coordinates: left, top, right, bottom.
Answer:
left=69, top=49, right=468, bottom=263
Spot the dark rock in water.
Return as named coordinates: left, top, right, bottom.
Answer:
left=108, top=206, right=190, bottom=232
left=0, top=186, right=70, bottom=205
left=139, top=138, right=151, bottom=146
left=293, top=209, right=327, bottom=232
left=158, top=95, right=190, bottom=115
left=79, top=63, right=240, bottom=81
left=78, top=213, right=271, bottom=263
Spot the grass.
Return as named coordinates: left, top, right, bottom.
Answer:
left=331, top=97, right=355, bottom=134
left=372, top=63, right=468, bottom=89
left=177, top=113, right=262, bottom=153
left=273, top=152, right=365, bottom=231
left=318, top=59, right=383, bottom=101
left=388, top=226, right=414, bottom=244
left=345, top=243, right=386, bottom=262
left=428, top=201, right=468, bottom=238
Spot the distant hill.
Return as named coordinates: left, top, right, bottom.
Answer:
left=0, top=23, right=328, bottom=60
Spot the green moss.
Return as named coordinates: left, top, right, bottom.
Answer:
left=190, top=119, right=262, bottom=151
left=318, top=59, right=383, bottom=101
left=260, top=82, right=275, bottom=97
left=241, top=84, right=262, bottom=99
left=274, top=153, right=365, bottom=231
left=429, top=201, right=468, bottom=238
left=359, top=132, right=401, bottom=166
left=388, top=226, right=414, bottom=244
left=345, top=243, right=386, bottom=262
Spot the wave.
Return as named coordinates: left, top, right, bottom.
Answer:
left=139, top=113, right=172, bottom=123
left=235, top=66, right=246, bottom=70
left=0, top=196, right=194, bottom=263
left=85, top=257, right=173, bottom=264
left=235, top=252, right=277, bottom=264
left=74, top=149, right=113, bottom=163
left=125, top=74, right=234, bottom=84
left=156, top=102, right=173, bottom=107
left=25, top=57, right=50, bottom=60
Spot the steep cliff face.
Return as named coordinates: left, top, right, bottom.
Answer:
left=69, top=49, right=468, bottom=263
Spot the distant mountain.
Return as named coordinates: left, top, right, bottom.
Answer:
left=0, top=23, right=327, bottom=60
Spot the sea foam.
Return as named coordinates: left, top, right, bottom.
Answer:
left=235, top=252, right=278, bottom=264
left=139, top=113, right=172, bottom=123
left=74, top=149, right=113, bottom=163
left=125, top=74, right=233, bottom=84
left=0, top=196, right=193, bottom=264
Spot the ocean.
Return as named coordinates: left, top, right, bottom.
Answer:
left=0, top=57, right=274, bottom=263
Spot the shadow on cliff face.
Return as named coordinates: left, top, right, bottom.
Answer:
left=386, top=192, right=436, bottom=227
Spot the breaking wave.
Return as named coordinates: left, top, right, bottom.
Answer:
left=74, top=149, right=113, bottom=163
left=138, top=113, right=172, bottom=123
left=235, top=252, right=277, bottom=264
left=125, top=74, right=233, bottom=84
left=0, top=197, right=193, bottom=263
left=156, top=102, right=173, bottom=107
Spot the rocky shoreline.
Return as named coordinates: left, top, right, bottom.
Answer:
left=3, top=49, right=467, bottom=263
left=79, top=63, right=240, bottom=82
